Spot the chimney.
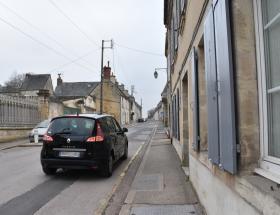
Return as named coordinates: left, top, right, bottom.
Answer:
left=103, top=61, right=111, bottom=80
left=110, top=73, right=116, bottom=84
left=57, top=73, right=63, bottom=86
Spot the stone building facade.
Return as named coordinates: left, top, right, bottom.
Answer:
left=92, top=65, right=141, bottom=125
left=164, top=0, right=280, bottom=214
left=55, top=75, right=98, bottom=114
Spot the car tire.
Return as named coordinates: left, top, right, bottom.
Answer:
left=121, top=143, right=128, bottom=160
left=42, top=166, right=57, bottom=175
left=102, top=155, right=113, bottom=177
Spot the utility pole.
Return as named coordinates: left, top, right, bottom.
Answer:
left=100, top=39, right=113, bottom=114
left=100, top=40, right=104, bottom=114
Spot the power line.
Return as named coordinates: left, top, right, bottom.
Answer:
left=47, top=0, right=100, bottom=48
left=114, top=42, right=164, bottom=57
left=0, top=15, right=94, bottom=73
left=0, top=1, right=99, bottom=69
left=49, top=49, right=97, bottom=72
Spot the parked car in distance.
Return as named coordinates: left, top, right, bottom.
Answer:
left=137, top=118, right=144, bottom=123
left=29, top=119, right=50, bottom=143
left=40, top=114, right=128, bottom=177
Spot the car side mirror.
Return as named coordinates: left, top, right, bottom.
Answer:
left=122, top=127, right=128, bottom=133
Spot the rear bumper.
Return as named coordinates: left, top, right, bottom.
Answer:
left=41, top=158, right=106, bottom=170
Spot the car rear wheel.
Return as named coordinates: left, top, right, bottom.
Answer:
left=102, top=155, right=113, bottom=177
left=42, top=166, right=57, bottom=175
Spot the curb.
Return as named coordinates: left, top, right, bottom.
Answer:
left=0, top=143, right=43, bottom=151
left=94, top=126, right=157, bottom=215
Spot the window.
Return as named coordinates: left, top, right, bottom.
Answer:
left=106, top=117, right=116, bottom=133
left=262, top=0, right=280, bottom=159
left=48, top=117, right=95, bottom=136
left=112, top=118, right=122, bottom=132
left=255, top=0, right=280, bottom=172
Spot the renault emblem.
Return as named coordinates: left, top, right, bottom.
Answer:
left=67, top=138, right=71, bottom=143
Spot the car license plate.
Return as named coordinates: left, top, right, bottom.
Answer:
left=59, top=151, right=80, bottom=158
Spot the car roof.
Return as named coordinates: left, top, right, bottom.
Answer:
left=51, top=113, right=112, bottom=121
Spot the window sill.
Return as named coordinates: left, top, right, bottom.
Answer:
left=236, top=174, right=280, bottom=214
left=255, top=167, right=280, bottom=184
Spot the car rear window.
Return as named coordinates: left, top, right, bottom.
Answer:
left=47, top=117, right=95, bottom=136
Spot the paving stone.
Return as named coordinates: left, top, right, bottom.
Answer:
left=132, top=174, right=163, bottom=191
left=130, top=204, right=197, bottom=215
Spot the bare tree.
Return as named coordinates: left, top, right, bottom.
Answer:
left=4, top=72, right=25, bottom=89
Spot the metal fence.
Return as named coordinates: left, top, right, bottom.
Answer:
left=0, top=94, right=40, bottom=127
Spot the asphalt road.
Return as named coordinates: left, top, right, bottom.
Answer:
left=0, top=121, right=156, bottom=215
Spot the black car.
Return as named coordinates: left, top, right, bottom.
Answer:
left=40, top=114, right=128, bottom=177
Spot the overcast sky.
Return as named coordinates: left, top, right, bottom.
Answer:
left=0, top=0, right=166, bottom=116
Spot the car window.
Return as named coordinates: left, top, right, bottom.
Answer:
left=98, top=118, right=110, bottom=133
left=48, top=117, right=95, bottom=136
left=106, top=117, right=117, bottom=133
left=111, top=118, right=122, bottom=132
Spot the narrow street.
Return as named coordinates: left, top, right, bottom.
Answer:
left=0, top=121, right=157, bottom=215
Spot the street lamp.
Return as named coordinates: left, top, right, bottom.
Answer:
left=154, top=68, right=167, bottom=80
left=153, top=67, right=169, bottom=127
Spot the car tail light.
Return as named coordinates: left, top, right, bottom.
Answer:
left=86, top=122, right=104, bottom=143
left=43, top=134, right=53, bottom=142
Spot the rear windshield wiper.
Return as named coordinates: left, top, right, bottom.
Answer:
left=53, top=128, right=72, bottom=135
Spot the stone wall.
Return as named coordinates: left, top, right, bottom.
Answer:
left=0, top=127, right=31, bottom=142
left=49, top=101, right=63, bottom=119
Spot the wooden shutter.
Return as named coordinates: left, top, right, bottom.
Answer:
left=192, top=47, right=199, bottom=151
left=214, top=0, right=237, bottom=174
left=204, top=6, right=220, bottom=165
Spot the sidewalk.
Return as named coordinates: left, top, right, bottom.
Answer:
left=119, top=125, right=204, bottom=215
left=0, top=138, right=42, bottom=150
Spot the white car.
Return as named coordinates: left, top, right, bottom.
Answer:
left=29, top=120, right=50, bottom=143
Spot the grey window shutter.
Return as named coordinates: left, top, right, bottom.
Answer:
left=170, top=19, right=174, bottom=62
left=214, top=0, right=236, bottom=174
left=192, top=47, right=199, bottom=151
left=204, top=7, right=220, bottom=165
left=180, top=0, right=185, bottom=15
left=177, top=89, right=180, bottom=140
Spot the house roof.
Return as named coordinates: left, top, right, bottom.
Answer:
left=55, top=82, right=99, bottom=99
left=117, top=84, right=130, bottom=99
left=20, top=74, right=51, bottom=91
left=0, top=86, right=20, bottom=93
